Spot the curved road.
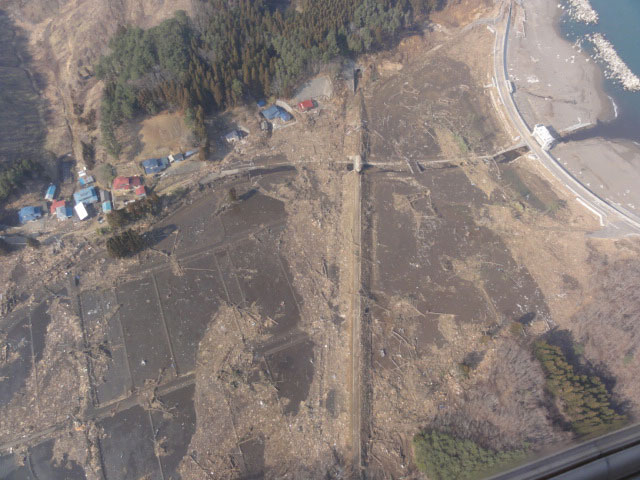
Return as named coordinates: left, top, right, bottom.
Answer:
left=492, top=1, right=640, bottom=236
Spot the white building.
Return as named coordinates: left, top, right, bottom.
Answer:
left=532, top=124, right=556, bottom=151
left=75, top=202, right=89, bottom=220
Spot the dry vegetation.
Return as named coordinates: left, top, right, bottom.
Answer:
left=2, top=0, right=640, bottom=478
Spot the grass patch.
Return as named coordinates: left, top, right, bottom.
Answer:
left=453, top=133, right=469, bottom=154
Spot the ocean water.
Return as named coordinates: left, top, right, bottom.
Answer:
left=559, top=0, right=640, bottom=142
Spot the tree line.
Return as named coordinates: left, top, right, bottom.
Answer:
left=96, top=0, right=443, bottom=156
left=534, top=340, right=626, bottom=437
left=0, top=158, right=41, bottom=204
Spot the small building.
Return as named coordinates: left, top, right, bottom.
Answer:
left=256, top=99, right=267, bottom=108
left=224, top=130, right=242, bottom=144
left=73, top=186, right=99, bottom=205
left=168, top=153, right=185, bottom=163
left=102, top=201, right=113, bottom=213
left=278, top=110, right=293, bottom=122
left=18, top=206, right=42, bottom=224
left=75, top=202, right=89, bottom=220
left=135, top=185, right=147, bottom=197
left=261, top=105, right=282, bottom=120
left=100, top=190, right=112, bottom=203
left=44, top=184, right=56, bottom=201
left=55, top=205, right=73, bottom=220
left=184, top=149, right=198, bottom=158
left=298, top=99, right=315, bottom=112
left=79, top=175, right=94, bottom=186
left=113, top=176, right=142, bottom=191
left=50, top=199, right=66, bottom=215
left=141, top=157, right=169, bottom=174
left=532, top=124, right=556, bottom=151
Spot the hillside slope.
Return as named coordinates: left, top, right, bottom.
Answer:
left=4, top=0, right=196, bottom=162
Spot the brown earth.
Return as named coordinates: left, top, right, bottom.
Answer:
left=2, top=0, right=640, bottom=478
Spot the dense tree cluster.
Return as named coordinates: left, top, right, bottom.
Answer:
left=96, top=0, right=442, bottom=155
left=106, top=193, right=161, bottom=230
left=0, top=158, right=41, bottom=203
left=412, top=430, right=526, bottom=480
left=534, top=341, right=626, bottom=436
left=106, top=229, right=146, bottom=258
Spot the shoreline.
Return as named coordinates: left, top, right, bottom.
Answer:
left=509, top=0, right=640, bottom=225
left=549, top=2, right=615, bottom=124
left=507, top=0, right=614, bottom=134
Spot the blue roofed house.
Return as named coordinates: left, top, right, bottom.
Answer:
left=261, top=105, right=281, bottom=120
left=44, top=184, right=56, bottom=201
left=257, top=99, right=267, bottom=107
left=78, top=175, right=94, bottom=186
left=102, top=201, right=113, bottom=213
left=142, top=157, right=169, bottom=174
left=18, top=206, right=42, bottom=224
left=73, top=186, right=99, bottom=205
left=278, top=110, right=293, bottom=122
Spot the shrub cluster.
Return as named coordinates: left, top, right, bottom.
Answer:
left=412, top=430, right=526, bottom=480
left=106, top=229, right=146, bottom=258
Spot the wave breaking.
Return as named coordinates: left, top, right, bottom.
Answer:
left=564, top=0, right=599, bottom=24
left=589, top=33, right=640, bottom=92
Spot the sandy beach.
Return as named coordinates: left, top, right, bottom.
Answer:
left=508, top=0, right=640, bottom=228
left=507, top=0, right=613, bottom=132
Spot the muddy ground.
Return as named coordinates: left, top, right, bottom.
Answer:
left=3, top=1, right=640, bottom=479
left=356, top=8, right=640, bottom=480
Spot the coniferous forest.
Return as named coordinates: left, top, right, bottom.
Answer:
left=95, top=0, right=443, bottom=155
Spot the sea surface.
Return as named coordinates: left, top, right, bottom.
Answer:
left=559, top=0, right=640, bottom=142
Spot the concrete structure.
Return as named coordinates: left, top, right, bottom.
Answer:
left=74, top=187, right=99, bottom=205
left=18, top=206, right=42, bottom=224
left=75, top=203, right=89, bottom=220
left=55, top=205, right=73, bottom=220
left=532, top=124, right=556, bottom=151
left=44, top=184, right=56, bottom=201
left=100, top=190, right=111, bottom=203
left=141, top=158, right=169, bottom=174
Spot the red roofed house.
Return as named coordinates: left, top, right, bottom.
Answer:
left=113, top=176, right=142, bottom=191
left=297, top=99, right=315, bottom=112
left=135, top=185, right=147, bottom=197
left=50, top=199, right=66, bottom=215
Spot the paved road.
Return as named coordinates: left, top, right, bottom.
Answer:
left=492, top=1, right=640, bottom=236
